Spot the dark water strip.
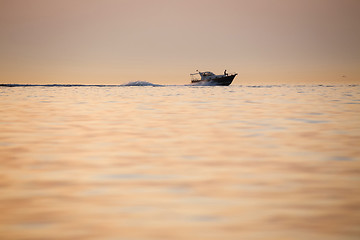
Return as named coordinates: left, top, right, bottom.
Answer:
left=0, top=83, right=358, bottom=88
left=0, top=81, right=163, bottom=87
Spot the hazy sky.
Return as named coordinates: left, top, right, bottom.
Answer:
left=1, top=0, right=359, bottom=84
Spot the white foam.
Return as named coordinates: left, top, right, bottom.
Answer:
left=121, top=81, right=163, bottom=87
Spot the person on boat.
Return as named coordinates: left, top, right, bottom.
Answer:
left=224, top=70, right=228, bottom=76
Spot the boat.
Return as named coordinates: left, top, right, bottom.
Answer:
left=190, top=70, right=237, bottom=86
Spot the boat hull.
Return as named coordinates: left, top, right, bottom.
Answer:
left=191, top=74, right=237, bottom=86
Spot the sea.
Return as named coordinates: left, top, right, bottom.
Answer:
left=0, top=82, right=359, bottom=240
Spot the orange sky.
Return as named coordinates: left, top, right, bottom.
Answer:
left=0, top=0, right=359, bottom=84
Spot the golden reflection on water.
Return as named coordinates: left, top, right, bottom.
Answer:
left=0, top=85, right=360, bottom=240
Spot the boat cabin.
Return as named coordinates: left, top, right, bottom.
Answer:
left=200, top=72, right=215, bottom=77
left=191, top=71, right=221, bottom=81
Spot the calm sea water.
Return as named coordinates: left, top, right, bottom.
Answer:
left=1, top=83, right=360, bottom=240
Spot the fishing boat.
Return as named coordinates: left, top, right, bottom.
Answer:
left=190, top=70, right=237, bottom=86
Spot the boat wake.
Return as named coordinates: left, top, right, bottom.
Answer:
left=121, top=81, right=163, bottom=87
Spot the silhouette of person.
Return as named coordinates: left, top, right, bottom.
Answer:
left=224, top=70, right=227, bottom=76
